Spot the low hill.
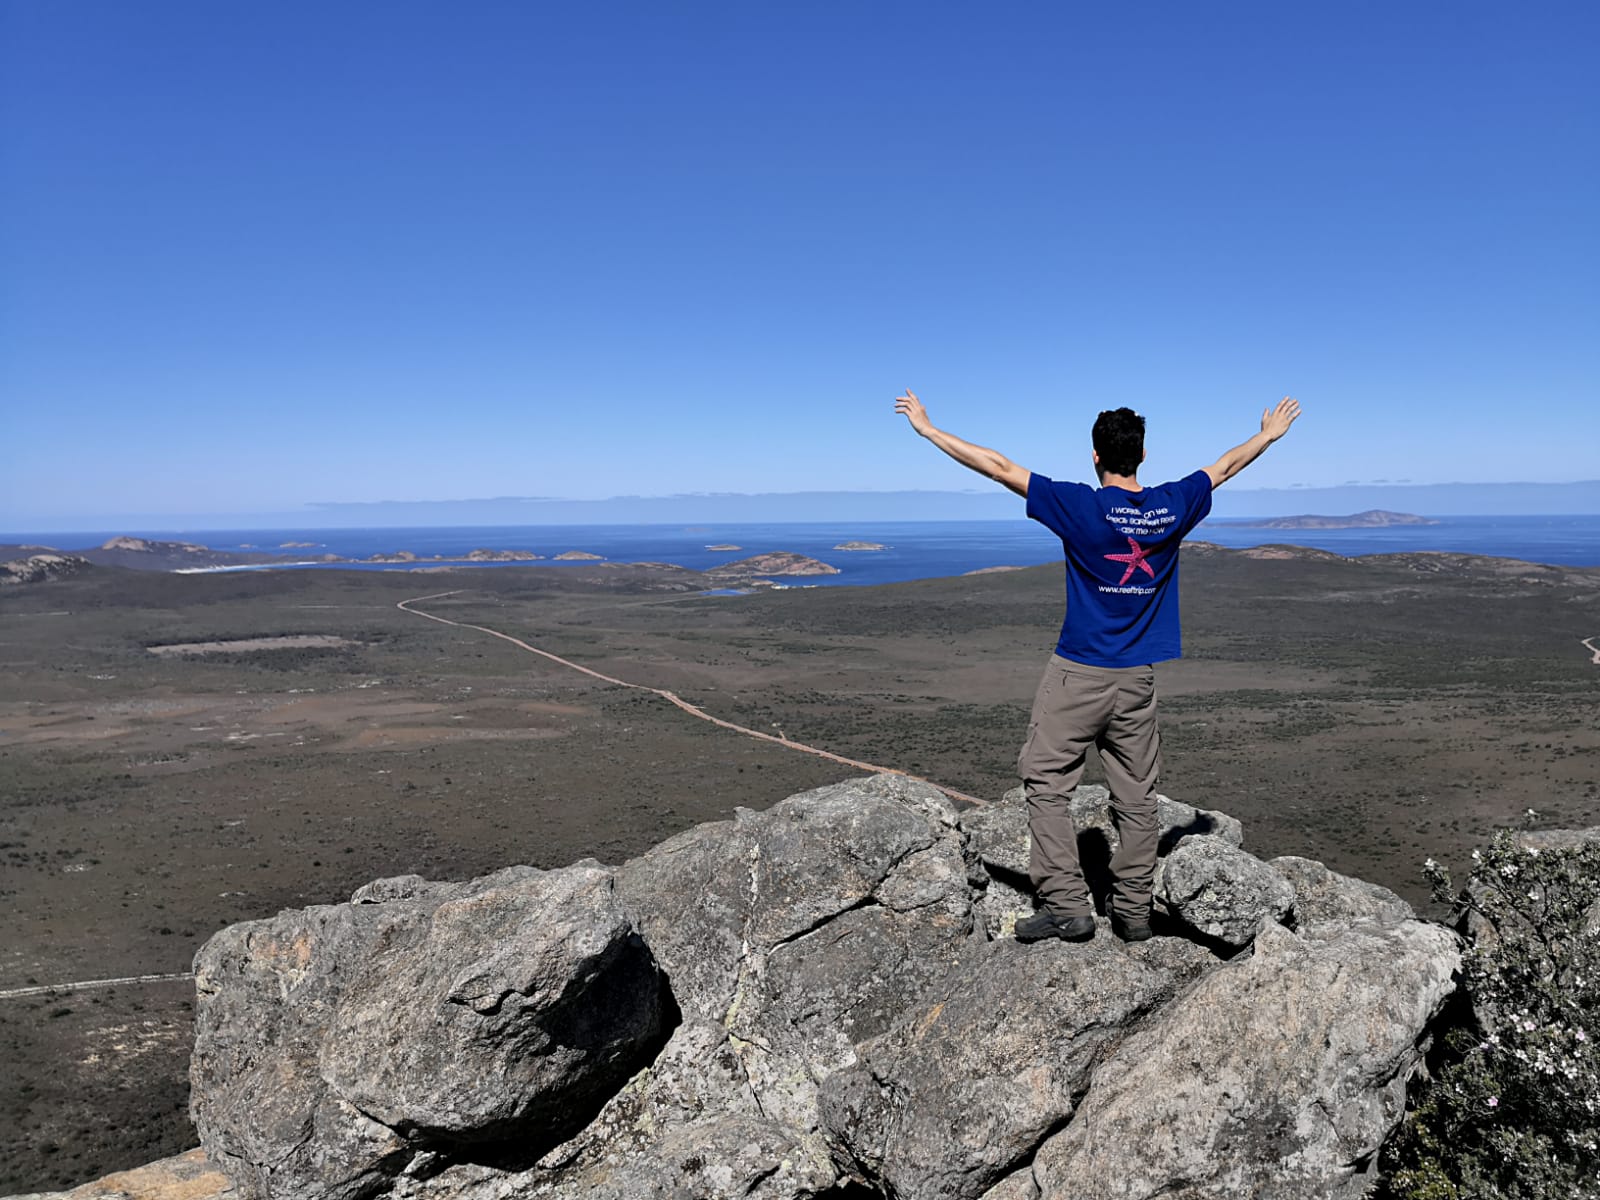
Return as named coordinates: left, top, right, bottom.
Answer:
left=1230, top=510, right=1439, bottom=529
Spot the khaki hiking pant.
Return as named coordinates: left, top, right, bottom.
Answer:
left=1018, top=654, right=1160, bottom=921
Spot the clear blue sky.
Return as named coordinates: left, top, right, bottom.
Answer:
left=3, top=1, right=1596, bottom=526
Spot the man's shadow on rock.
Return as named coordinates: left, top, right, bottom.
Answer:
left=1079, top=812, right=1228, bottom=911
left=1075, top=814, right=1237, bottom=953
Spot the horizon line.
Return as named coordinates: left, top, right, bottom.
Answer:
left=6, top=513, right=1600, bottom=543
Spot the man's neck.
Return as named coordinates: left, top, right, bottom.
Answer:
left=1098, top=471, right=1142, bottom=492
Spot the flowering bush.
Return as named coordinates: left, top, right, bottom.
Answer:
left=1377, top=824, right=1600, bottom=1199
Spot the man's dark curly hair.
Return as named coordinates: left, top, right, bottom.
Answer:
left=1092, top=408, right=1145, bottom=478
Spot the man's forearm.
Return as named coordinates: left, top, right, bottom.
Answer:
left=1210, top=431, right=1275, bottom=485
left=922, top=424, right=1020, bottom=485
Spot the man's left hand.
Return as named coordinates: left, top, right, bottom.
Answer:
left=894, top=389, right=933, bottom=436
left=1261, top=397, right=1301, bottom=441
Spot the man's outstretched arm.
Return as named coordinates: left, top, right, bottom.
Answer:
left=1204, top=397, right=1302, bottom=488
left=894, top=389, right=1031, bottom=497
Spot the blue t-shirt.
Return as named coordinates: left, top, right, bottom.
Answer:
left=1025, top=469, right=1214, bottom=668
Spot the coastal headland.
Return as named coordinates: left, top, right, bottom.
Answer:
left=1227, top=509, right=1441, bottom=530
left=1, top=547, right=1597, bottom=1190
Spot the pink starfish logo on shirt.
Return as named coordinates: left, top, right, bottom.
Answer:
left=1104, top=537, right=1155, bottom=585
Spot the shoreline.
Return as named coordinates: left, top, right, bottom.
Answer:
left=151, top=541, right=1600, bottom=585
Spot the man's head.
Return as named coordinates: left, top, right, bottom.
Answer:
left=1092, top=407, right=1146, bottom=479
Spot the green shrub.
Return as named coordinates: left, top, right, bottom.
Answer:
left=1377, top=822, right=1600, bottom=1199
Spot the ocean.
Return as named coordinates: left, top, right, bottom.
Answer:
left=9, top=516, right=1599, bottom=587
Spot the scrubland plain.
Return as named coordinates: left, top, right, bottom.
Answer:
left=2, top=547, right=1597, bottom=1190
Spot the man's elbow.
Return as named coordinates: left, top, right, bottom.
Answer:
left=998, top=462, right=1030, bottom=497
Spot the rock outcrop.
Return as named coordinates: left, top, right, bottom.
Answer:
left=179, top=775, right=1462, bottom=1200
left=0, top=553, right=92, bottom=586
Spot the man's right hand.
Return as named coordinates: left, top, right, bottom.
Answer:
left=1205, top=397, right=1305, bottom=488
left=1261, top=397, right=1301, bottom=441
left=894, top=389, right=933, bottom=437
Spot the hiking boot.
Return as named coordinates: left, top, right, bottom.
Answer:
left=1110, top=912, right=1153, bottom=942
left=1015, top=909, right=1096, bottom=944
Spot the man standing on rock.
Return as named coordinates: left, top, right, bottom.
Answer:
left=894, top=389, right=1301, bottom=943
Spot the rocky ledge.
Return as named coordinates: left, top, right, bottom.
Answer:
left=80, top=775, right=1463, bottom=1200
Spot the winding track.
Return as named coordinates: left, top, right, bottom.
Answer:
left=1, top=589, right=987, bottom=1001
left=1584, top=636, right=1600, bottom=665
left=0, top=972, right=194, bottom=1001
left=396, top=589, right=987, bottom=807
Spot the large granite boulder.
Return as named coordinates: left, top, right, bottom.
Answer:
left=179, top=775, right=1465, bottom=1200
left=1027, top=919, right=1462, bottom=1200
left=190, top=865, right=666, bottom=1200
left=321, top=867, right=663, bottom=1141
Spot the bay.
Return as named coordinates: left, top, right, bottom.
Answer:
left=8, top=515, right=1598, bottom=585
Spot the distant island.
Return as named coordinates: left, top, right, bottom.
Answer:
left=833, top=541, right=888, bottom=552
left=706, top=552, right=840, bottom=580
left=553, top=550, right=606, bottom=561
left=465, top=548, right=544, bottom=561
left=705, top=544, right=742, bottom=551
left=1227, top=510, right=1440, bottom=530
left=363, top=548, right=548, bottom=564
